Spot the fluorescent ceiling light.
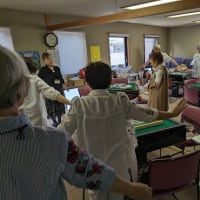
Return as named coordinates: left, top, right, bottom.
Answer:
left=124, top=0, right=181, bottom=10
left=167, top=11, right=200, bottom=18
left=192, top=20, right=200, bottom=23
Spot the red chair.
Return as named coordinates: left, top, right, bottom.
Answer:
left=184, top=79, right=198, bottom=105
left=181, top=105, right=200, bottom=134
left=112, top=78, right=128, bottom=84
left=79, top=68, right=86, bottom=79
left=78, top=85, right=91, bottom=97
left=147, top=151, right=200, bottom=199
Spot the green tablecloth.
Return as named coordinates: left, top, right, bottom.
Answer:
left=108, top=83, right=137, bottom=91
left=135, top=119, right=178, bottom=136
left=188, top=82, right=200, bottom=89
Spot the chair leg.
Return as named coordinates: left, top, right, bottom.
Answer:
left=196, top=177, right=200, bottom=200
left=172, top=193, right=180, bottom=200
left=160, top=149, right=162, bottom=158
left=82, top=189, right=85, bottom=200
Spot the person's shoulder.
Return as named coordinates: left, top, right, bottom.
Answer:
left=32, top=126, right=70, bottom=145
left=71, top=96, right=81, bottom=107
left=38, top=66, right=47, bottom=73
left=161, top=52, right=169, bottom=57
left=159, top=65, right=166, bottom=70
left=55, top=66, right=61, bottom=70
left=116, top=92, right=129, bottom=101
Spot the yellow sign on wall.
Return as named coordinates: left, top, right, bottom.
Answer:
left=90, top=45, right=101, bottom=62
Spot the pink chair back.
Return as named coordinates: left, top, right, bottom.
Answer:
left=78, top=85, right=91, bottom=97
left=149, top=151, right=200, bottom=191
left=112, top=78, right=128, bottom=84
left=184, top=79, right=196, bottom=86
left=182, top=105, right=200, bottom=124
left=184, top=79, right=198, bottom=105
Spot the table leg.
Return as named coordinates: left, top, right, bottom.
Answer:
left=136, top=148, right=147, bottom=166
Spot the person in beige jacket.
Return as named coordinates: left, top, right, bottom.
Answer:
left=148, top=52, right=169, bottom=111
left=60, top=62, right=187, bottom=200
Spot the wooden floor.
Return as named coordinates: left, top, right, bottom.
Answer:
left=58, top=98, right=198, bottom=200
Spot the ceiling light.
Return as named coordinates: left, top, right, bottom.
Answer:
left=123, top=0, right=181, bottom=10
left=192, top=20, right=200, bottom=23
left=167, top=11, right=200, bottom=18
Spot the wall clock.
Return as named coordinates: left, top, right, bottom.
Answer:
left=45, top=32, right=58, bottom=47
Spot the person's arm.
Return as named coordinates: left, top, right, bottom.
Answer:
left=149, top=69, right=163, bottom=89
left=62, top=133, right=152, bottom=200
left=111, top=176, right=152, bottom=200
left=35, top=75, right=71, bottom=105
left=170, top=58, right=178, bottom=66
left=121, top=93, right=187, bottom=122
left=157, top=99, right=187, bottom=120
left=163, top=52, right=178, bottom=66
left=56, top=94, right=71, bottom=105
left=138, top=59, right=151, bottom=70
left=59, top=97, right=78, bottom=134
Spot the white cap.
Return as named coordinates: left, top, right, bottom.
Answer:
left=154, top=44, right=161, bottom=49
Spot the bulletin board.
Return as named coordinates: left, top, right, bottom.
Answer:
left=90, top=46, right=101, bottom=62
left=18, top=51, right=41, bottom=69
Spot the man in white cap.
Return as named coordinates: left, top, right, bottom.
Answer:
left=152, top=44, right=179, bottom=66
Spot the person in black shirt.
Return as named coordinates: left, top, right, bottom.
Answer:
left=38, top=53, right=66, bottom=127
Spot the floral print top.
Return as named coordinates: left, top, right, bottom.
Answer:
left=0, top=114, right=116, bottom=200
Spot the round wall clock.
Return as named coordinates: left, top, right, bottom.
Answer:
left=45, top=32, right=58, bottom=47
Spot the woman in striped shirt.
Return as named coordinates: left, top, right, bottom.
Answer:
left=0, top=46, right=154, bottom=200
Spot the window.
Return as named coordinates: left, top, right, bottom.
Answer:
left=109, top=35, right=128, bottom=68
left=55, top=31, right=87, bottom=75
left=144, top=35, right=159, bottom=62
left=0, top=27, right=14, bottom=50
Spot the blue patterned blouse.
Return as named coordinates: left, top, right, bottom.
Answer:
left=0, top=114, right=116, bottom=200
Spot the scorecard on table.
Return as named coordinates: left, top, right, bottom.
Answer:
left=134, top=120, right=163, bottom=130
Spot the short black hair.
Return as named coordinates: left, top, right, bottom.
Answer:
left=42, top=52, right=51, bottom=61
left=85, top=62, right=112, bottom=89
left=24, top=57, right=37, bottom=73
left=150, top=52, right=164, bottom=65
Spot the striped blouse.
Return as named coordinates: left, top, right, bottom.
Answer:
left=0, top=114, right=116, bottom=200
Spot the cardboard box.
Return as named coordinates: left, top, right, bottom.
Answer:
left=70, top=78, right=85, bottom=87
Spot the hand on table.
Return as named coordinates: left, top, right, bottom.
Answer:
left=171, top=98, right=188, bottom=117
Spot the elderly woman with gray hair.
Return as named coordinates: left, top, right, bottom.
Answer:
left=0, top=46, right=154, bottom=200
left=191, top=45, right=200, bottom=78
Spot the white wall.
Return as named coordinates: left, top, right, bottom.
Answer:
left=169, top=25, right=200, bottom=58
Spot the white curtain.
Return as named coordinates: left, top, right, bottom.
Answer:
left=0, top=27, right=14, bottom=50
left=55, top=31, right=88, bottom=75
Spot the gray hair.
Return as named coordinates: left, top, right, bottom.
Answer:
left=0, top=46, right=30, bottom=108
